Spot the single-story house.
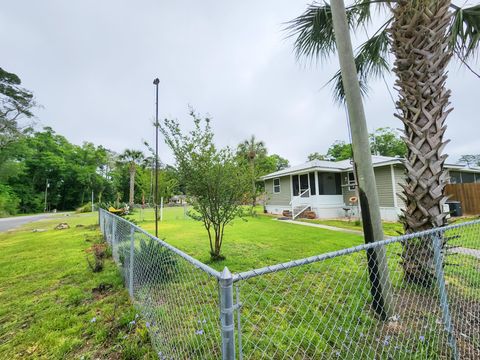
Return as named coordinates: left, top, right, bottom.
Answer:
left=261, top=156, right=480, bottom=221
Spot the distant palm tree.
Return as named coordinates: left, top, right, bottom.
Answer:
left=287, top=1, right=480, bottom=285
left=119, top=149, right=144, bottom=207
left=237, top=135, right=267, bottom=206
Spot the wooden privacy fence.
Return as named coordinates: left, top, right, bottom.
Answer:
left=445, top=183, right=480, bottom=215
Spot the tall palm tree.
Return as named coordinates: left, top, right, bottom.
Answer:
left=237, top=135, right=268, bottom=206
left=119, top=149, right=144, bottom=208
left=287, top=1, right=480, bottom=285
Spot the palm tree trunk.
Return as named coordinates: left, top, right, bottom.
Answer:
left=391, top=0, right=452, bottom=286
left=129, top=168, right=135, bottom=207
left=250, top=159, right=256, bottom=207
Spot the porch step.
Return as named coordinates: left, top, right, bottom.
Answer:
left=293, top=205, right=311, bottom=219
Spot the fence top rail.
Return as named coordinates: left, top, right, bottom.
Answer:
left=100, top=208, right=222, bottom=280
left=232, top=218, right=480, bottom=282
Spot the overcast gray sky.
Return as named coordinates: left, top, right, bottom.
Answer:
left=1, top=1, right=478, bottom=165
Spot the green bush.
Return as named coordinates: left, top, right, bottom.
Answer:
left=119, top=237, right=178, bottom=285
left=76, top=203, right=94, bottom=213
left=0, top=184, right=20, bottom=216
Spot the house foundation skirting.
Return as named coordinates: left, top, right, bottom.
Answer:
left=265, top=205, right=402, bottom=221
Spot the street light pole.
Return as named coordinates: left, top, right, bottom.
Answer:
left=44, top=179, right=49, bottom=212
left=153, top=78, right=160, bottom=238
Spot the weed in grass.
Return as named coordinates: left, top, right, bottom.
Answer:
left=86, top=243, right=107, bottom=272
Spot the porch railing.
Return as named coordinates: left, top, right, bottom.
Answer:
left=289, top=188, right=310, bottom=219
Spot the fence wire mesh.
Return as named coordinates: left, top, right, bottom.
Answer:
left=99, top=209, right=479, bottom=359
left=233, top=222, right=480, bottom=360
left=100, top=209, right=222, bottom=359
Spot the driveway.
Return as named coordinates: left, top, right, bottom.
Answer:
left=0, top=213, right=64, bottom=232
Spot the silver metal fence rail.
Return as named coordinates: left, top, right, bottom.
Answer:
left=99, top=208, right=223, bottom=359
left=99, top=209, right=480, bottom=359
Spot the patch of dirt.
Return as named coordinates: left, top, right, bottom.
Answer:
left=92, top=283, right=113, bottom=300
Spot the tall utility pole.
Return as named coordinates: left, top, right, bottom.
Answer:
left=44, top=179, right=49, bottom=212
left=330, top=0, right=392, bottom=319
left=153, top=78, right=160, bottom=238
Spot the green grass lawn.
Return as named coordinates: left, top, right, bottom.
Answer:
left=0, top=213, right=156, bottom=359
left=126, top=207, right=365, bottom=273
left=299, top=216, right=480, bottom=239
left=2, top=207, right=477, bottom=359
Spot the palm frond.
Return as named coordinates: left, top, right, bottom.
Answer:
left=329, top=24, right=391, bottom=103
left=285, top=0, right=390, bottom=62
left=450, top=4, right=480, bottom=60
left=285, top=3, right=337, bottom=61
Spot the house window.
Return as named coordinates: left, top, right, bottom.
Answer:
left=318, top=172, right=342, bottom=195
left=348, top=172, right=356, bottom=191
left=273, top=178, right=281, bottom=193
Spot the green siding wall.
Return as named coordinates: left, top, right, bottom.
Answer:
left=342, top=166, right=396, bottom=207
left=375, top=166, right=395, bottom=207
left=265, top=176, right=291, bottom=206
left=393, top=165, right=406, bottom=208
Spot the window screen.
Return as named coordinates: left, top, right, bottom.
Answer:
left=300, top=174, right=309, bottom=195
left=309, top=172, right=316, bottom=195
left=292, top=175, right=299, bottom=196
left=461, top=172, right=475, bottom=183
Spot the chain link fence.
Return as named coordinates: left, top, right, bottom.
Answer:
left=99, top=209, right=479, bottom=359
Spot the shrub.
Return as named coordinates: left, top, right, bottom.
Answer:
left=119, top=237, right=178, bottom=285
left=76, top=203, right=93, bottom=213
left=0, top=184, right=20, bottom=216
left=86, top=243, right=107, bottom=272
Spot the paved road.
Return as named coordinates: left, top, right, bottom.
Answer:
left=0, top=213, right=62, bottom=232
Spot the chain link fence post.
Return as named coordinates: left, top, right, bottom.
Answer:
left=220, top=267, right=235, bottom=360
left=235, top=284, right=243, bottom=360
left=432, top=233, right=459, bottom=359
left=129, top=226, right=135, bottom=298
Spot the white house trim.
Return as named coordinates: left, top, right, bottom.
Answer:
left=390, top=164, right=398, bottom=208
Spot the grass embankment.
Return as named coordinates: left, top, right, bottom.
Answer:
left=0, top=213, right=155, bottom=359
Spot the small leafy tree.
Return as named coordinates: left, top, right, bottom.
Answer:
left=307, top=152, right=327, bottom=161
left=369, top=127, right=407, bottom=158
left=458, top=154, right=480, bottom=167
left=327, top=140, right=353, bottom=161
left=160, top=110, right=250, bottom=260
